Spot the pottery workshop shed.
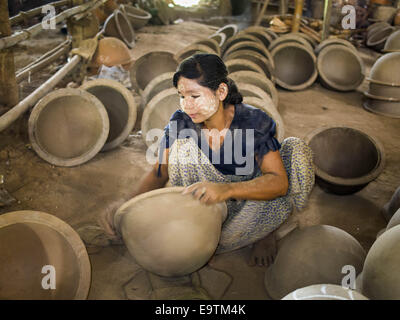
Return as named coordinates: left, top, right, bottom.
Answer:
left=0, top=0, right=400, bottom=303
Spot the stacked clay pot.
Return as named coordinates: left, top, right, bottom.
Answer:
left=366, top=22, right=395, bottom=52
left=315, top=38, right=365, bottom=92
left=103, top=9, right=135, bottom=49
left=28, top=79, right=138, bottom=167
left=383, top=29, right=400, bottom=52
left=119, top=4, right=151, bottom=29
left=363, top=52, right=400, bottom=118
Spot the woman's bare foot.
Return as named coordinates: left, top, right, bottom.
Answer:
left=248, top=231, right=277, bottom=267
left=97, top=200, right=125, bottom=240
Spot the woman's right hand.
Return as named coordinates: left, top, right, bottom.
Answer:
left=97, top=199, right=126, bottom=239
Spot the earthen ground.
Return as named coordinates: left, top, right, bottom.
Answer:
left=0, top=19, right=399, bottom=300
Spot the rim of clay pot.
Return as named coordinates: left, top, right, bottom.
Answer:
left=367, top=25, right=395, bottom=47
left=268, top=34, right=313, bottom=51
left=242, top=28, right=274, bottom=49
left=174, top=44, right=218, bottom=63
left=141, top=87, right=179, bottom=147
left=304, top=126, right=386, bottom=187
left=216, top=24, right=239, bottom=40
left=383, top=30, right=400, bottom=52
left=225, top=58, right=266, bottom=75
left=114, top=186, right=228, bottom=235
left=103, top=9, right=135, bottom=49
left=28, top=88, right=110, bottom=167
left=130, top=51, right=178, bottom=92
left=317, top=44, right=365, bottom=91
left=0, top=210, right=91, bottom=300
left=242, top=96, right=285, bottom=142
left=141, top=71, right=174, bottom=107
left=222, top=33, right=265, bottom=55
left=208, top=32, right=227, bottom=47
left=224, top=49, right=275, bottom=82
left=223, top=41, right=274, bottom=68
left=264, top=28, right=279, bottom=40
left=119, top=4, right=151, bottom=20
left=236, top=82, right=277, bottom=109
left=271, top=42, right=318, bottom=91
left=294, top=32, right=318, bottom=48
left=80, top=78, right=138, bottom=151
left=314, top=38, right=358, bottom=55
left=229, top=70, right=279, bottom=107
left=194, top=38, right=221, bottom=56
left=363, top=90, right=400, bottom=102
left=363, top=95, right=400, bottom=119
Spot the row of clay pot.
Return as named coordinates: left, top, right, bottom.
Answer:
left=363, top=52, right=400, bottom=118
left=28, top=79, right=138, bottom=167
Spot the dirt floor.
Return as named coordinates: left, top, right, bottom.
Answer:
left=1, top=16, right=399, bottom=300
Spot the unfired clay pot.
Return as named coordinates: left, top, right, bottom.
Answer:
left=193, top=38, right=221, bottom=56
left=119, top=4, right=151, bottom=29
left=130, top=51, right=178, bottom=92
left=242, top=27, right=274, bottom=49
left=264, top=225, right=366, bottom=300
left=103, top=9, right=135, bottom=49
left=383, top=30, right=400, bottom=52
left=223, top=41, right=274, bottom=67
left=208, top=32, right=227, bottom=48
left=222, top=33, right=264, bottom=55
left=305, top=126, right=385, bottom=195
left=268, top=34, right=313, bottom=51
left=0, top=211, right=91, bottom=299
left=314, top=38, right=358, bottom=55
left=29, top=88, right=109, bottom=167
left=174, top=44, right=217, bottom=63
left=141, top=72, right=174, bottom=108
left=386, top=208, right=400, bottom=231
left=216, top=24, right=239, bottom=41
left=317, top=44, right=365, bottom=92
left=80, top=79, right=137, bottom=151
left=362, top=224, right=400, bottom=299
left=382, top=186, right=400, bottom=222
left=282, top=284, right=368, bottom=300
left=225, top=58, right=265, bottom=75
left=114, top=187, right=227, bottom=277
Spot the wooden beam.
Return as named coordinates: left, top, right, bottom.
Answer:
left=0, top=0, right=19, bottom=107
left=292, top=0, right=304, bottom=33
left=255, top=0, right=270, bottom=26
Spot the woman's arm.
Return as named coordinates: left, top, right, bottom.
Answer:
left=184, top=150, right=288, bottom=204
left=131, top=148, right=170, bottom=197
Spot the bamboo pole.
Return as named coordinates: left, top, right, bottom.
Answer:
left=0, top=55, right=82, bottom=132
left=17, top=39, right=71, bottom=74
left=0, top=0, right=107, bottom=51
left=0, top=0, right=19, bottom=107
left=10, top=0, right=71, bottom=26
left=255, top=0, right=270, bottom=26
left=16, top=46, right=70, bottom=83
left=279, top=0, right=287, bottom=15
left=321, top=0, right=332, bottom=41
left=292, top=0, right=304, bottom=33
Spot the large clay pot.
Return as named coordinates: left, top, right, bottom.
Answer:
left=268, top=34, right=313, bottom=51
left=363, top=93, right=400, bottom=118
left=114, top=187, right=227, bottom=277
left=229, top=70, right=279, bottom=107
left=367, top=25, right=395, bottom=51
left=236, top=82, right=276, bottom=109
left=317, top=44, right=365, bottom=92
left=80, top=79, right=137, bottom=151
left=208, top=32, right=227, bottom=48
left=28, top=89, right=109, bottom=167
left=141, top=87, right=180, bottom=147
left=222, top=33, right=264, bottom=55
left=0, top=211, right=91, bottom=299
left=242, top=27, right=274, bottom=49
left=361, top=225, right=400, bottom=299
left=130, top=51, right=178, bottom=92
left=305, top=126, right=385, bottom=195
left=103, top=9, right=135, bottom=49
left=395, top=10, right=400, bottom=26
left=264, top=225, right=366, bottom=300
left=225, top=58, right=265, bottom=75
left=382, top=186, right=400, bottom=222
left=271, top=42, right=318, bottom=91
left=282, top=284, right=368, bottom=300
left=193, top=38, right=221, bottom=56
left=314, top=38, right=358, bottom=55
left=119, top=4, right=151, bottom=29
left=370, top=5, right=397, bottom=23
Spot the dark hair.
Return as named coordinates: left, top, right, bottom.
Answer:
left=173, top=53, right=243, bottom=107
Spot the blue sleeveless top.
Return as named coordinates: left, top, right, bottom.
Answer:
left=158, top=103, right=281, bottom=176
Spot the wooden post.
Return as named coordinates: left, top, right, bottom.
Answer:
left=321, top=0, right=332, bottom=41
left=279, top=0, right=287, bottom=15
left=292, top=0, right=304, bottom=33
left=0, top=0, right=19, bottom=108
left=255, top=0, right=270, bottom=26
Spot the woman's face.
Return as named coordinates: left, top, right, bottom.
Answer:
left=177, top=77, right=225, bottom=123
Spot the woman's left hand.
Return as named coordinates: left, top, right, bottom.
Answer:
left=182, top=182, right=231, bottom=205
